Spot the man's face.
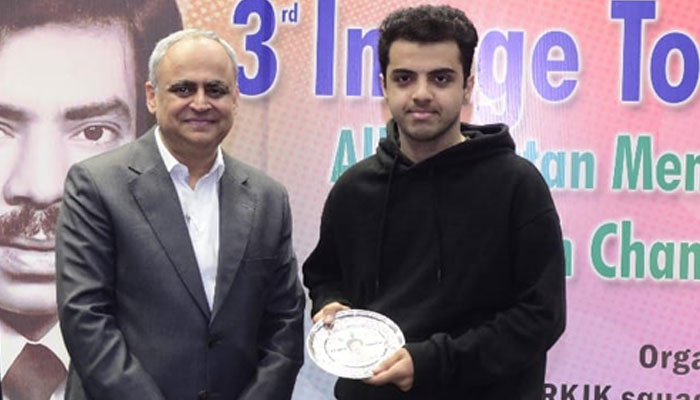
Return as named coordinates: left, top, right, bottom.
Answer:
left=382, top=40, right=473, bottom=148
left=0, top=24, right=137, bottom=315
left=146, top=37, right=238, bottom=159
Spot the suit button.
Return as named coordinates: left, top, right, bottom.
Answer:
left=198, top=390, right=208, bottom=400
left=208, top=335, right=220, bottom=348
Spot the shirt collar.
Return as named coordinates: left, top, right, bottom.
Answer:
left=155, top=126, right=225, bottom=182
left=0, top=320, right=69, bottom=379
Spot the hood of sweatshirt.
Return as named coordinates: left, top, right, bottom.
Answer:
left=367, top=119, right=516, bottom=298
left=377, top=119, right=515, bottom=171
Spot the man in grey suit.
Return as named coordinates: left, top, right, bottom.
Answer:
left=55, top=29, right=304, bottom=400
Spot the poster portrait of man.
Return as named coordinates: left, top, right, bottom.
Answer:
left=0, top=1, right=182, bottom=398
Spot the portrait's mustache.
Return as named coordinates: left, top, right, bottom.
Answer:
left=0, top=205, right=59, bottom=244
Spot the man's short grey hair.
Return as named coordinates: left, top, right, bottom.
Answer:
left=148, top=28, right=238, bottom=89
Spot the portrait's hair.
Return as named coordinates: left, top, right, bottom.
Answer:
left=0, top=0, right=183, bottom=134
left=148, top=29, right=239, bottom=89
left=378, top=5, right=478, bottom=86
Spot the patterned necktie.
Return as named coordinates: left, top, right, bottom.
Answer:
left=1, top=343, right=67, bottom=400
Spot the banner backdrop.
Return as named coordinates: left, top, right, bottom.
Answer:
left=1, top=1, right=699, bottom=399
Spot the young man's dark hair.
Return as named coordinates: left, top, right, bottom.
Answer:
left=0, top=0, right=183, bottom=134
left=378, top=5, right=478, bottom=87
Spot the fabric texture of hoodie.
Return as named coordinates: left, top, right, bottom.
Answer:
left=303, top=119, right=566, bottom=400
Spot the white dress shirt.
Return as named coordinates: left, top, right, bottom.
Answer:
left=155, top=128, right=225, bottom=309
left=0, top=320, right=69, bottom=400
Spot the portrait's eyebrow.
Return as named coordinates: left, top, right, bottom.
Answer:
left=0, top=103, right=30, bottom=123
left=64, top=98, right=132, bottom=121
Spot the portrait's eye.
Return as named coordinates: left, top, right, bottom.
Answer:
left=70, top=125, right=120, bottom=145
left=0, top=125, right=14, bottom=139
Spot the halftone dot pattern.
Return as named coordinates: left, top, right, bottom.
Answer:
left=174, top=1, right=700, bottom=399
left=181, top=0, right=228, bottom=28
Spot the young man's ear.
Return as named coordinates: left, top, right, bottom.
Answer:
left=380, top=73, right=387, bottom=99
left=463, top=75, right=475, bottom=105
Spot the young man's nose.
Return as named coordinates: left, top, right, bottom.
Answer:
left=411, top=78, right=434, bottom=102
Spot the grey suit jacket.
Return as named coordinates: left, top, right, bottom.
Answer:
left=56, top=128, right=304, bottom=400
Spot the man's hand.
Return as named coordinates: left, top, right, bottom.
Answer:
left=311, top=301, right=350, bottom=325
left=364, top=348, right=414, bottom=392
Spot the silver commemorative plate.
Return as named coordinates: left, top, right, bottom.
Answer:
left=306, top=309, right=405, bottom=379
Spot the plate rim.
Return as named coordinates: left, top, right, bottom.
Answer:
left=306, top=309, right=406, bottom=379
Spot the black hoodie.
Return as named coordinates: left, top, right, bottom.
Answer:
left=303, top=120, right=566, bottom=400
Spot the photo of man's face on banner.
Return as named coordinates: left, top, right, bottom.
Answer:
left=0, top=1, right=182, bottom=398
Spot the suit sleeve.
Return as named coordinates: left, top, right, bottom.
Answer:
left=237, top=189, right=304, bottom=400
left=406, top=169, right=567, bottom=389
left=56, top=163, right=165, bottom=400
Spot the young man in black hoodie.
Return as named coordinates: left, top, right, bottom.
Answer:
left=303, top=5, right=566, bottom=400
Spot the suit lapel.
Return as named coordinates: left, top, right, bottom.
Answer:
left=128, top=129, right=211, bottom=320
left=211, top=156, right=255, bottom=321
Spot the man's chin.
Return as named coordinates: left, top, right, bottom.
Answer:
left=0, top=246, right=57, bottom=316
left=401, top=128, right=446, bottom=143
left=0, top=281, right=58, bottom=316
left=0, top=245, right=56, bottom=278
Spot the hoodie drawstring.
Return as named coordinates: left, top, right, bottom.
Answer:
left=429, top=167, right=445, bottom=284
